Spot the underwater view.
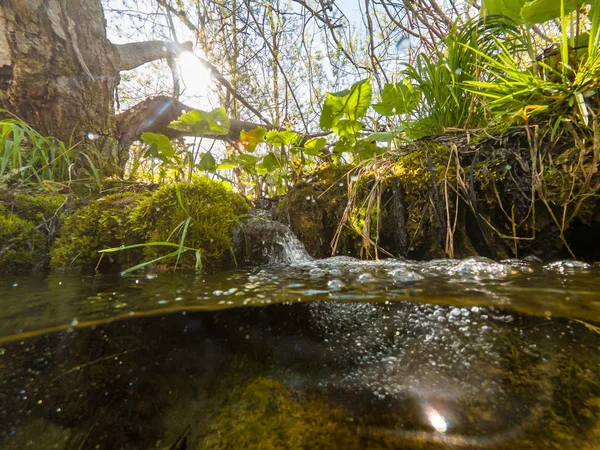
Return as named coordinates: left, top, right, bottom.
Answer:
left=1, top=255, right=599, bottom=449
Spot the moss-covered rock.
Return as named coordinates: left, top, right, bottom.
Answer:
left=131, top=177, right=249, bottom=269
left=279, top=129, right=599, bottom=262
left=48, top=177, right=249, bottom=271
left=49, top=193, right=147, bottom=270
left=198, top=377, right=360, bottom=450
left=277, top=164, right=359, bottom=258
left=0, top=192, right=71, bottom=272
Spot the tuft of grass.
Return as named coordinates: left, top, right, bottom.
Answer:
left=0, top=111, right=102, bottom=188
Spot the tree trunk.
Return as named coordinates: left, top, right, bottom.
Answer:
left=0, top=0, right=120, bottom=165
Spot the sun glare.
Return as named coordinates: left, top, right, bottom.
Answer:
left=178, top=51, right=212, bottom=97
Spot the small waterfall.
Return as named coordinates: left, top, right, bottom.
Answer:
left=233, top=217, right=312, bottom=265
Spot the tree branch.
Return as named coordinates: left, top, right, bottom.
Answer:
left=114, top=96, right=328, bottom=165
left=113, top=40, right=193, bottom=71
left=115, top=96, right=274, bottom=153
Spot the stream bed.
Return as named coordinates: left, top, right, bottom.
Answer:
left=1, top=256, right=599, bottom=449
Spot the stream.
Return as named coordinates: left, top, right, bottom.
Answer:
left=1, top=255, right=599, bottom=449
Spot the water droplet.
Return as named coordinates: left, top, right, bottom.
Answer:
left=396, top=36, right=411, bottom=51
left=70, top=319, right=79, bottom=327
left=357, top=273, right=375, bottom=283
left=86, top=132, right=99, bottom=141
left=327, top=279, right=343, bottom=290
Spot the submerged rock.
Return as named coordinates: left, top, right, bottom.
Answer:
left=198, top=377, right=360, bottom=450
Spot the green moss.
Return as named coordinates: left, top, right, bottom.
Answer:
left=49, top=193, right=147, bottom=269
left=130, top=177, right=249, bottom=269
left=48, top=178, right=248, bottom=271
left=0, top=205, right=46, bottom=271
left=198, top=377, right=360, bottom=450
left=12, top=193, right=69, bottom=223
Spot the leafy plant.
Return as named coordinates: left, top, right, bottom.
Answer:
left=483, top=0, right=587, bottom=24
left=400, top=16, right=525, bottom=138
left=0, top=112, right=101, bottom=188
left=464, top=2, right=600, bottom=129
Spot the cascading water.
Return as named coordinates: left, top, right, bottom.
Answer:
left=232, top=216, right=312, bottom=265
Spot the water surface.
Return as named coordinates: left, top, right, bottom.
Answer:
left=0, top=257, right=599, bottom=449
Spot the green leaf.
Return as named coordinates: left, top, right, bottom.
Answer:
left=357, top=139, right=377, bottom=160
left=520, top=0, right=585, bottom=24
left=374, top=82, right=421, bottom=116
left=239, top=126, right=266, bottom=152
left=256, top=163, right=269, bottom=175
left=198, top=152, right=217, bottom=171
left=235, top=154, right=259, bottom=172
left=265, top=129, right=299, bottom=146
left=366, top=132, right=396, bottom=142
left=319, top=78, right=372, bottom=130
left=140, top=132, right=175, bottom=158
left=262, top=153, right=280, bottom=172
left=483, top=0, right=526, bottom=22
left=303, top=137, right=327, bottom=156
left=168, top=107, right=230, bottom=136
left=372, top=103, right=395, bottom=116
left=217, top=160, right=237, bottom=170
left=331, top=120, right=365, bottom=138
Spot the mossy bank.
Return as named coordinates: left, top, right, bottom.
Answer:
left=277, top=128, right=599, bottom=262
left=0, top=178, right=248, bottom=273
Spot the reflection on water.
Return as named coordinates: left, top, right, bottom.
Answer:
left=0, top=257, right=599, bottom=449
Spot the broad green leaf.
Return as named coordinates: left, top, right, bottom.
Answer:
left=255, top=163, right=269, bottom=175
left=303, top=137, right=327, bottom=156
left=217, top=160, right=237, bottom=170
left=265, top=129, right=299, bottom=146
left=239, top=126, right=267, bottom=152
left=483, top=0, right=526, bottom=22
left=169, top=107, right=230, bottom=136
left=372, top=103, right=395, bottom=116
left=198, top=152, right=217, bottom=171
left=366, top=132, right=396, bottom=142
left=520, top=0, right=585, bottom=24
left=358, top=140, right=377, bottom=160
left=319, top=78, right=372, bottom=130
left=262, top=153, right=280, bottom=172
left=235, top=154, right=259, bottom=171
left=140, top=132, right=175, bottom=158
left=331, top=120, right=365, bottom=138
left=383, top=82, right=421, bottom=114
